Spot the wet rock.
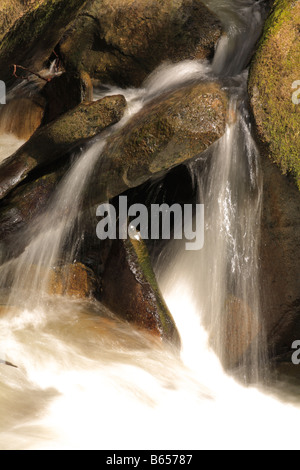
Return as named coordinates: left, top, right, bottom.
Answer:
left=0, top=169, right=64, bottom=246
left=49, top=263, right=99, bottom=299
left=249, top=0, right=300, bottom=189
left=0, top=95, right=127, bottom=201
left=60, top=0, right=222, bottom=87
left=41, top=71, right=93, bottom=125
left=101, top=236, right=180, bottom=346
left=0, top=0, right=89, bottom=85
left=93, top=82, right=227, bottom=202
left=260, top=149, right=300, bottom=363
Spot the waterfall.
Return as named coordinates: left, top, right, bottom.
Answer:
left=158, top=82, right=267, bottom=382
left=0, top=60, right=212, bottom=310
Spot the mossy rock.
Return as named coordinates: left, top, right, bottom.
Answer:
left=249, top=0, right=300, bottom=189
left=0, top=0, right=89, bottom=85
left=0, top=0, right=43, bottom=42
left=93, top=81, right=227, bottom=202
left=60, top=0, right=222, bottom=87
left=0, top=94, right=127, bottom=201
left=101, top=235, right=181, bottom=346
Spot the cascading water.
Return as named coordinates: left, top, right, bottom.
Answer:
left=158, top=86, right=267, bottom=382
left=0, top=0, right=300, bottom=451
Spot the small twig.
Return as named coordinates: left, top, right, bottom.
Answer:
left=0, top=359, right=18, bottom=368
left=12, top=64, right=52, bottom=82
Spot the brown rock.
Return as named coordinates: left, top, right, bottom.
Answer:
left=49, top=263, right=99, bottom=299
left=101, top=236, right=180, bottom=345
left=0, top=0, right=89, bottom=85
left=0, top=98, right=44, bottom=140
left=0, top=0, right=42, bottom=42
left=93, top=82, right=227, bottom=202
left=41, top=71, right=94, bottom=125
left=0, top=94, right=127, bottom=201
left=249, top=0, right=300, bottom=189
left=260, top=148, right=300, bottom=362
left=0, top=169, right=64, bottom=246
left=60, top=0, right=222, bottom=87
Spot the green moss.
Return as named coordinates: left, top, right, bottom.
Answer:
left=0, top=0, right=88, bottom=83
left=249, top=0, right=300, bottom=189
left=128, top=236, right=180, bottom=345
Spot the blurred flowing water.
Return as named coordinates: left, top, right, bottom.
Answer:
left=0, top=0, right=300, bottom=451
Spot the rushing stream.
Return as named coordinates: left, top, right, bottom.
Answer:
left=0, top=0, right=300, bottom=450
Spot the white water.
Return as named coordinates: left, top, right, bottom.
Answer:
left=0, top=0, right=300, bottom=451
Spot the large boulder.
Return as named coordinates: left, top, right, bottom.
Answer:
left=101, top=236, right=180, bottom=345
left=249, top=0, right=300, bottom=189
left=93, top=81, right=227, bottom=202
left=0, top=0, right=42, bottom=42
left=60, top=0, right=223, bottom=87
left=0, top=0, right=89, bottom=85
left=0, top=95, right=127, bottom=201
left=260, top=149, right=300, bottom=364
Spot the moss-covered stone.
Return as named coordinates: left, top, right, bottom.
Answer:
left=60, top=0, right=222, bottom=87
left=0, top=94, right=127, bottom=201
left=101, top=236, right=181, bottom=345
left=249, top=0, right=300, bottom=189
left=93, top=82, right=227, bottom=202
left=0, top=0, right=89, bottom=85
left=0, top=0, right=43, bottom=42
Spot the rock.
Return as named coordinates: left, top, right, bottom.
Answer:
left=0, top=95, right=127, bottom=201
left=60, top=0, right=223, bottom=87
left=249, top=0, right=300, bottom=189
left=49, top=262, right=99, bottom=299
left=93, top=82, right=227, bottom=202
left=0, top=0, right=89, bottom=85
left=0, top=169, right=64, bottom=248
left=260, top=148, right=300, bottom=363
left=101, top=236, right=180, bottom=345
left=223, top=296, right=261, bottom=370
left=0, top=97, right=44, bottom=140
left=41, top=71, right=93, bottom=125
left=0, top=0, right=42, bottom=42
